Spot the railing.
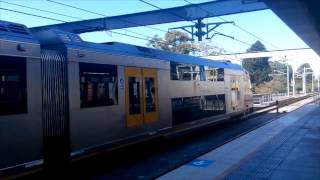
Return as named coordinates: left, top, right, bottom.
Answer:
left=253, top=93, right=288, bottom=107
left=312, top=92, right=320, bottom=104
left=253, top=92, right=313, bottom=107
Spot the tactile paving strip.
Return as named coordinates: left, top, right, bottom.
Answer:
left=224, top=112, right=314, bottom=180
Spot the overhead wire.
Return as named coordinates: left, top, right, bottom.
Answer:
left=0, top=1, right=83, bottom=20
left=138, top=0, right=253, bottom=53
left=2, top=0, right=285, bottom=60
left=137, top=0, right=196, bottom=23
left=0, top=7, right=66, bottom=23
left=137, top=0, right=284, bottom=61
left=137, top=0, right=162, bottom=10
left=46, top=0, right=167, bottom=33
left=182, top=0, right=285, bottom=60
left=182, top=0, right=281, bottom=50
left=2, top=0, right=154, bottom=40
left=0, top=7, right=150, bottom=41
left=0, top=2, right=240, bottom=63
left=1, top=0, right=250, bottom=52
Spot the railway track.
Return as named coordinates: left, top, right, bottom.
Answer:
left=10, top=95, right=315, bottom=180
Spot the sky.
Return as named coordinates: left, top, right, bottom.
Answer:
left=1, top=0, right=319, bottom=76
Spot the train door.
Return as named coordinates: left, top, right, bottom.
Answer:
left=125, top=67, right=159, bottom=127
left=230, top=75, right=241, bottom=111
left=142, top=68, right=159, bottom=123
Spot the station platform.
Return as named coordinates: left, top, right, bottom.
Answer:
left=159, top=98, right=320, bottom=180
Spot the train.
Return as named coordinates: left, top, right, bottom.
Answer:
left=0, top=20, right=253, bottom=171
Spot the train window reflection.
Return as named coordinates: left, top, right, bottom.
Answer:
left=144, top=77, right=156, bottom=112
left=217, top=68, right=224, bottom=81
left=171, top=94, right=226, bottom=125
left=200, top=95, right=225, bottom=111
left=0, top=56, right=27, bottom=115
left=170, top=62, right=205, bottom=81
left=79, top=63, right=118, bottom=108
left=128, top=77, right=141, bottom=114
left=204, top=67, right=224, bottom=82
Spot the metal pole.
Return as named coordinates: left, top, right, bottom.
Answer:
left=318, top=76, right=320, bottom=104
left=197, top=19, right=203, bottom=41
left=303, top=67, right=306, bottom=95
left=318, top=76, right=320, bottom=93
left=293, top=71, right=296, bottom=97
left=287, top=63, right=290, bottom=96
left=312, top=73, right=314, bottom=93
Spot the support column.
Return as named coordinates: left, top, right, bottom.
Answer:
left=293, top=71, right=296, bottom=97
left=303, top=67, right=306, bottom=95
left=318, top=76, right=320, bottom=93
left=318, top=76, right=320, bottom=92
left=311, top=74, right=314, bottom=92
left=287, top=63, right=290, bottom=96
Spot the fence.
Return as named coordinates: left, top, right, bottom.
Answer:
left=253, top=93, right=288, bottom=107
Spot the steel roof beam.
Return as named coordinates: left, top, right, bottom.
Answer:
left=31, top=0, right=267, bottom=34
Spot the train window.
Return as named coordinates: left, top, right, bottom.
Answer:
left=171, top=94, right=225, bottom=125
left=0, top=56, right=27, bottom=116
left=205, top=66, right=224, bottom=82
left=170, top=62, right=179, bottom=80
left=200, top=95, right=225, bottom=111
left=199, top=65, right=206, bottom=81
left=217, top=68, right=224, bottom=81
left=205, top=66, right=216, bottom=81
left=79, top=63, right=118, bottom=108
left=144, top=77, right=156, bottom=112
left=170, top=62, right=205, bottom=81
left=128, top=77, right=141, bottom=114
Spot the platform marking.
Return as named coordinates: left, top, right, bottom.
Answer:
left=186, top=159, right=213, bottom=168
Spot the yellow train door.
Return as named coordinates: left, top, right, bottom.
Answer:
left=142, top=68, right=159, bottom=124
left=125, top=67, right=159, bottom=127
left=125, top=67, right=143, bottom=127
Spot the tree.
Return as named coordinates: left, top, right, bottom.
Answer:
left=255, top=79, right=286, bottom=94
left=246, top=40, right=266, bottom=52
left=297, top=63, right=311, bottom=72
left=147, top=31, right=225, bottom=55
left=259, top=61, right=294, bottom=94
left=254, top=64, right=294, bottom=94
left=147, top=31, right=194, bottom=54
left=269, top=61, right=293, bottom=83
left=242, top=41, right=271, bottom=86
left=192, top=40, right=226, bottom=56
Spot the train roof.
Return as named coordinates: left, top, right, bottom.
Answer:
left=102, top=42, right=242, bottom=70
left=34, top=29, right=243, bottom=71
left=0, top=20, right=38, bottom=43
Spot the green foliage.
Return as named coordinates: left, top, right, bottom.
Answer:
left=269, top=61, right=293, bottom=82
left=242, top=41, right=271, bottom=86
left=254, top=78, right=287, bottom=94
left=296, top=63, right=314, bottom=92
left=192, top=40, right=226, bottom=56
left=147, top=31, right=225, bottom=55
left=246, top=40, right=266, bottom=52
left=297, top=63, right=312, bottom=83
left=297, top=63, right=311, bottom=71
left=147, top=31, right=194, bottom=54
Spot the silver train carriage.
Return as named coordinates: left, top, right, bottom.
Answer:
left=0, top=20, right=252, bottom=171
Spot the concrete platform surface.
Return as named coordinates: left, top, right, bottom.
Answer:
left=158, top=98, right=320, bottom=180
